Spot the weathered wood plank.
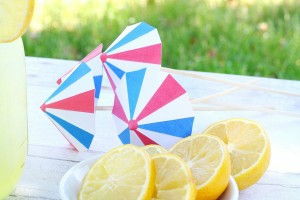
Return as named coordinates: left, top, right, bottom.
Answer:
left=239, top=183, right=300, bottom=200
left=28, top=144, right=103, bottom=162
left=9, top=156, right=78, bottom=200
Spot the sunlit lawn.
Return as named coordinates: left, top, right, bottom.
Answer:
left=23, top=0, right=300, bottom=80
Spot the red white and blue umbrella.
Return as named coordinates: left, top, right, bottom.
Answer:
left=57, top=44, right=103, bottom=105
left=112, top=68, right=194, bottom=149
left=100, top=22, right=162, bottom=90
left=41, top=62, right=95, bottom=151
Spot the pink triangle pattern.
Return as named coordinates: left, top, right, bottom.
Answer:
left=43, top=90, right=95, bottom=113
left=136, top=74, right=186, bottom=121
left=107, top=44, right=161, bottom=64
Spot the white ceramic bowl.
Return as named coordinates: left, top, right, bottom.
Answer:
left=60, top=155, right=239, bottom=200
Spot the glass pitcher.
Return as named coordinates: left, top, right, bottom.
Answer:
left=0, top=37, right=28, bottom=199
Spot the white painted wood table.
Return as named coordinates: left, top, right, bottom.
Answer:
left=6, top=57, right=300, bottom=199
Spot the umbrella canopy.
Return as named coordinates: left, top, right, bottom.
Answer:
left=112, top=68, right=194, bottom=149
left=41, top=62, right=95, bottom=151
left=100, top=22, right=162, bottom=90
left=56, top=44, right=103, bottom=105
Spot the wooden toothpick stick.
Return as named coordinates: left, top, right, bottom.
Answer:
left=190, top=79, right=259, bottom=104
left=162, top=67, right=300, bottom=97
left=95, top=104, right=300, bottom=118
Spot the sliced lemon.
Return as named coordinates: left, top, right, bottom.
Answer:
left=141, top=145, right=167, bottom=157
left=0, top=0, right=35, bottom=43
left=169, top=135, right=231, bottom=200
left=203, top=118, right=271, bottom=190
left=79, top=145, right=155, bottom=200
left=151, top=153, right=196, bottom=200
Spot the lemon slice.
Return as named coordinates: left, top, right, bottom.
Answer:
left=151, top=153, right=196, bottom=200
left=0, top=0, right=35, bottom=43
left=79, top=145, right=155, bottom=200
left=203, top=118, right=271, bottom=190
left=169, top=134, right=231, bottom=200
left=141, top=145, right=167, bottom=157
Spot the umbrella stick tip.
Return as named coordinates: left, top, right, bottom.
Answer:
left=100, top=52, right=107, bottom=63
left=40, top=103, right=46, bottom=112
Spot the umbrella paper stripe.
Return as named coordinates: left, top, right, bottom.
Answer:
left=46, top=67, right=94, bottom=105
left=49, top=117, right=88, bottom=151
left=129, top=130, right=145, bottom=146
left=115, top=72, right=131, bottom=119
left=57, top=46, right=103, bottom=101
left=93, top=76, right=102, bottom=99
left=82, top=44, right=103, bottom=62
left=112, top=115, right=129, bottom=134
left=105, top=61, right=125, bottom=79
left=133, top=69, right=167, bottom=119
left=107, top=44, right=162, bottom=64
left=106, top=58, right=161, bottom=73
left=106, top=29, right=161, bottom=55
left=47, top=63, right=91, bottom=102
left=126, top=68, right=146, bottom=119
left=105, top=23, right=139, bottom=53
left=134, top=129, right=158, bottom=145
left=85, top=54, right=103, bottom=102
left=112, top=95, right=128, bottom=123
left=103, top=65, right=117, bottom=90
left=56, top=64, right=78, bottom=85
left=106, top=22, right=155, bottom=54
left=57, top=54, right=102, bottom=86
left=46, top=112, right=94, bottom=149
left=118, top=128, right=130, bottom=144
left=86, top=56, right=103, bottom=76
left=136, top=74, right=186, bottom=121
left=138, top=117, right=194, bottom=138
left=46, top=108, right=95, bottom=136
left=138, top=94, right=194, bottom=126
left=137, top=128, right=183, bottom=149
left=44, top=90, right=95, bottom=113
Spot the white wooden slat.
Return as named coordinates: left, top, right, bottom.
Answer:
left=9, top=156, right=78, bottom=200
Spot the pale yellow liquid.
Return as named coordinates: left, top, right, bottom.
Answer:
left=0, top=38, right=28, bottom=199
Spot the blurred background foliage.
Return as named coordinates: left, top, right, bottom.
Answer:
left=24, top=0, right=300, bottom=80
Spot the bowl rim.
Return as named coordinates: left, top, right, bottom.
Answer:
left=59, top=154, right=103, bottom=200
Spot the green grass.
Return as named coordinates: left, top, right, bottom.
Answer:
left=23, top=0, right=300, bottom=80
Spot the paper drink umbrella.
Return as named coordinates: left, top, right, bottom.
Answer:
left=41, top=62, right=95, bottom=151
left=56, top=44, right=103, bottom=105
left=112, top=68, right=195, bottom=149
left=100, top=22, right=162, bottom=90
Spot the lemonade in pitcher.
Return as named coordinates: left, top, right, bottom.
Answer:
left=0, top=0, right=35, bottom=198
left=0, top=38, right=28, bottom=199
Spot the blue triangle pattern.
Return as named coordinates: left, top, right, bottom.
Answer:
left=46, top=62, right=91, bottom=102
left=138, top=117, right=194, bottom=138
left=106, top=22, right=155, bottom=54
left=118, top=128, right=130, bottom=144
left=126, top=68, right=146, bottom=119
left=93, top=75, right=103, bottom=99
left=46, top=112, right=94, bottom=149
left=106, top=61, right=125, bottom=79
